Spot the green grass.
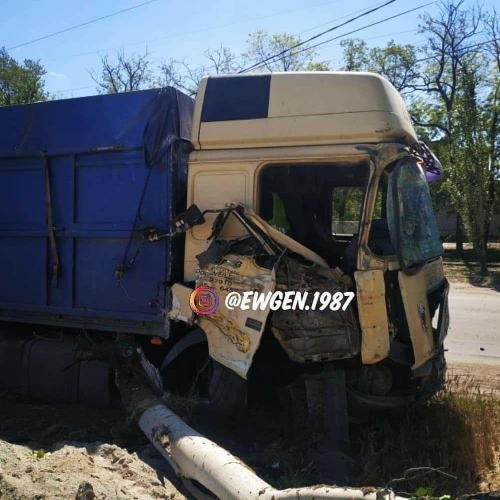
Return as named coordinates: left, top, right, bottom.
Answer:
left=217, top=373, right=500, bottom=498
left=356, top=375, right=500, bottom=497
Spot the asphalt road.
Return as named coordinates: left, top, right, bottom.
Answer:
left=445, top=286, right=500, bottom=364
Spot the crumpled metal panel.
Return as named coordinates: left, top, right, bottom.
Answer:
left=270, top=258, right=360, bottom=363
left=354, top=270, right=390, bottom=365
left=196, top=255, right=276, bottom=379
left=168, top=283, right=195, bottom=325
left=192, top=205, right=359, bottom=369
left=397, top=269, right=436, bottom=369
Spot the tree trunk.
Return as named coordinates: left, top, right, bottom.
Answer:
left=485, top=169, right=496, bottom=255
left=456, top=212, right=464, bottom=259
left=337, top=189, right=348, bottom=220
left=477, top=241, right=488, bottom=276
left=483, top=220, right=490, bottom=255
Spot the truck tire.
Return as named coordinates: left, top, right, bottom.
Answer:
left=160, top=332, right=247, bottom=422
left=207, top=360, right=247, bottom=419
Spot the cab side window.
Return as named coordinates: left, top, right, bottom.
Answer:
left=332, top=187, right=364, bottom=237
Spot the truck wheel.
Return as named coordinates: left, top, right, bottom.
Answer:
left=204, top=360, right=247, bottom=422
left=160, top=332, right=247, bottom=422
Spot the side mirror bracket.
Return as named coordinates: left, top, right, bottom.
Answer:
left=171, top=204, right=206, bottom=234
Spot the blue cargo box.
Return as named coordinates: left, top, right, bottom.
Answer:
left=0, top=88, right=194, bottom=336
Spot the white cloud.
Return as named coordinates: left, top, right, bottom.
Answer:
left=47, top=71, right=67, bottom=79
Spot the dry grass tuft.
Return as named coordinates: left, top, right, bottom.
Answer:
left=162, top=392, right=200, bottom=419
left=357, top=374, right=500, bottom=497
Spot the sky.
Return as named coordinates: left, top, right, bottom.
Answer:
left=1, top=0, right=497, bottom=99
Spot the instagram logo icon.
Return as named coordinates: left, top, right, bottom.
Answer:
left=189, top=285, right=219, bottom=316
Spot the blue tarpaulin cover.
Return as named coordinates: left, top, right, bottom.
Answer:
left=0, top=87, right=193, bottom=161
left=0, top=88, right=194, bottom=336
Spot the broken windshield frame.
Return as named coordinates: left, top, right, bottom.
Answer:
left=387, top=156, right=443, bottom=272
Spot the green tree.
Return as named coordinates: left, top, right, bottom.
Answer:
left=305, top=61, right=331, bottom=71
left=410, top=0, right=499, bottom=271
left=340, top=39, right=369, bottom=71
left=0, top=48, right=49, bottom=106
left=484, top=9, right=500, bottom=240
left=447, top=59, right=492, bottom=272
left=242, top=30, right=328, bottom=72
left=159, top=32, right=331, bottom=96
left=339, top=39, right=418, bottom=92
left=369, top=41, right=418, bottom=93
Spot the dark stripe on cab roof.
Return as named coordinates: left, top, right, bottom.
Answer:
left=200, top=75, right=271, bottom=122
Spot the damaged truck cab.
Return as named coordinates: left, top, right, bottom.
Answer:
left=0, top=71, right=448, bottom=426
left=171, top=72, right=449, bottom=417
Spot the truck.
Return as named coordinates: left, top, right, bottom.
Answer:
left=0, top=72, right=449, bottom=443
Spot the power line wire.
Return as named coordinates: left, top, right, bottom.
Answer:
left=321, top=39, right=427, bottom=67
left=51, top=37, right=500, bottom=95
left=47, top=1, right=404, bottom=95
left=308, top=4, right=432, bottom=51
left=317, top=29, right=417, bottom=50
left=407, top=36, right=500, bottom=66
left=44, top=0, right=346, bottom=63
left=239, top=0, right=397, bottom=73
left=297, top=0, right=389, bottom=35
left=245, top=2, right=433, bottom=73
left=7, top=0, right=161, bottom=51
left=52, top=85, right=95, bottom=95
left=43, top=0, right=413, bottom=91
left=341, top=36, right=500, bottom=74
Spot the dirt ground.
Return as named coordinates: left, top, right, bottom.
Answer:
left=1, top=356, right=499, bottom=500
left=447, top=361, right=500, bottom=395
left=443, top=242, right=500, bottom=290
left=0, top=394, right=186, bottom=500
left=0, top=440, right=184, bottom=500
left=0, top=311, right=499, bottom=500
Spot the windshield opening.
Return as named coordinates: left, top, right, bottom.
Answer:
left=367, top=171, right=396, bottom=259
left=259, top=162, right=369, bottom=268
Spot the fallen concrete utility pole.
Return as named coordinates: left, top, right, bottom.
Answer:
left=138, top=402, right=403, bottom=500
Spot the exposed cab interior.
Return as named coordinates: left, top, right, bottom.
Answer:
left=258, top=161, right=395, bottom=272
